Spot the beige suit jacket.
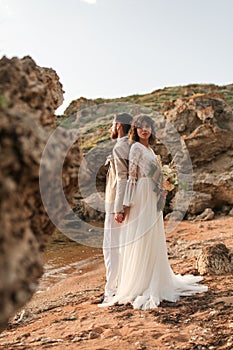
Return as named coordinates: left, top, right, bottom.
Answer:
left=105, top=136, right=130, bottom=214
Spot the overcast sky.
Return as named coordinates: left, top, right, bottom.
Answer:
left=1, top=0, right=232, bottom=114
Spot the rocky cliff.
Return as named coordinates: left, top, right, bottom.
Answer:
left=63, top=89, right=233, bottom=222
left=0, top=56, right=81, bottom=330
left=163, top=93, right=233, bottom=217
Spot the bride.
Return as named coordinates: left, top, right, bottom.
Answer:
left=100, top=115, right=208, bottom=310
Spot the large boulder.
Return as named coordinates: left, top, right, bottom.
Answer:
left=0, top=56, right=81, bottom=330
left=197, top=243, right=233, bottom=275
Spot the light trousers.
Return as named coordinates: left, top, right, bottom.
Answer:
left=103, top=212, right=121, bottom=297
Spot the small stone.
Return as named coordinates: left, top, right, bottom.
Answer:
left=177, top=123, right=186, bottom=132
left=110, top=336, right=118, bottom=341
left=195, top=208, right=215, bottom=221
left=88, top=331, right=100, bottom=339
left=72, top=337, right=82, bottom=342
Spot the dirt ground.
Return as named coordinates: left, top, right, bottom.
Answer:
left=0, top=216, right=233, bottom=350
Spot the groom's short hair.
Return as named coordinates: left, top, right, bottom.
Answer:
left=115, top=113, right=133, bottom=134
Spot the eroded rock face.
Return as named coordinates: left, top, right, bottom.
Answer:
left=164, top=94, right=233, bottom=215
left=0, top=56, right=81, bottom=330
left=0, top=55, right=64, bottom=127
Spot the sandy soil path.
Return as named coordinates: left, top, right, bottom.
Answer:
left=0, top=216, right=232, bottom=350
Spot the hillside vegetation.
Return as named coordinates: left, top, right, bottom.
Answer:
left=92, top=83, right=233, bottom=111
left=62, top=83, right=233, bottom=152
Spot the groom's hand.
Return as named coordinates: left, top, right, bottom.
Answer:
left=123, top=206, right=130, bottom=220
left=114, top=212, right=124, bottom=223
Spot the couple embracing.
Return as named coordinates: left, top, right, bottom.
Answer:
left=100, top=113, right=207, bottom=310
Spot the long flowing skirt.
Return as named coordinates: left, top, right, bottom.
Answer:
left=100, top=178, right=208, bottom=310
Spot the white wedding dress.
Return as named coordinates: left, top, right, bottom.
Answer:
left=100, top=142, right=208, bottom=310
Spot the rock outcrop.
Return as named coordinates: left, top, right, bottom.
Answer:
left=164, top=94, right=233, bottom=216
left=0, top=56, right=81, bottom=330
left=64, top=93, right=233, bottom=221
left=197, top=243, right=233, bottom=275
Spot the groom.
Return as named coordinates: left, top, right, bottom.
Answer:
left=102, top=112, right=133, bottom=303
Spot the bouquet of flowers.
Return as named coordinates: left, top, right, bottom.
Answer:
left=148, top=161, right=179, bottom=211
left=161, top=163, right=179, bottom=192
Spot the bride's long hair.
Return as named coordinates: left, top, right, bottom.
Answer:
left=129, top=115, right=156, bottom=145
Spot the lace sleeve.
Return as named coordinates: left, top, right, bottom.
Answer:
left=123, top=143, right=142, bottom=207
